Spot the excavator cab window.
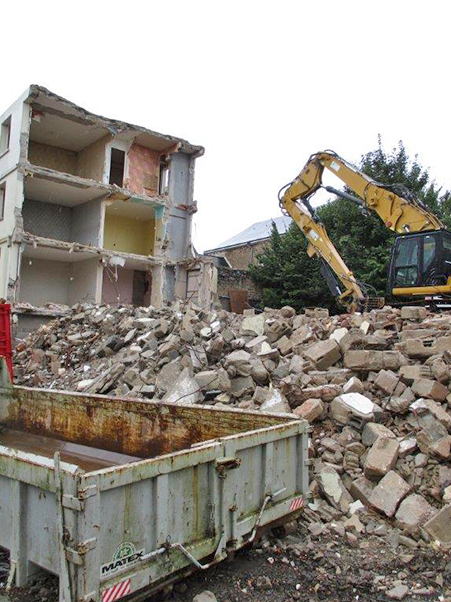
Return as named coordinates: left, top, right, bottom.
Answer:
left=392, top=236, right=420, bottom=287
left=443, top=232, right=451, bottom=269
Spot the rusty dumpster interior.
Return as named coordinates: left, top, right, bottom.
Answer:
left=0, top=386, right=293, bottom=472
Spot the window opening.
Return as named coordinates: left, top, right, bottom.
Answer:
left=0, top=183, right=5, bottom=220
left=0, top=116, right=11, bottom=154
left=423, top=235, right=436, bottom=271
left=109, top=148, right=126, bottom=187
left=394, top=236, right=420, bottom=287
left=159, top=157, right=170, bottom=194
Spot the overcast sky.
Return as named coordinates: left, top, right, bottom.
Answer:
left=2, top=1, right=450, bottom=252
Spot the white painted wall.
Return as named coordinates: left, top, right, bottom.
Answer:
left=0, top=172, right=21, bottom=240
left=68, top=258, right=101, bottom=305
left=19, top=257, right=71, bottom=305
left=0, top=241, right=10, bottom=298
left=0, top=88, right=30, bottom=176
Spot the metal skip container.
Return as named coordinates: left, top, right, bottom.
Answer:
left=0, top=359, right=309, bottom=602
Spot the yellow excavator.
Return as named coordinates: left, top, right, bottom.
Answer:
left=280, top=151, right=451, bottom=311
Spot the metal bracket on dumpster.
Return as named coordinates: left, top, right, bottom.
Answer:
left=66, top=537, right=97, bottom=566
left=62, top=494, right=84, bottom=512
left=78, top=484, right=98, bottom=499
left=215, top=456, right=241, bottom=478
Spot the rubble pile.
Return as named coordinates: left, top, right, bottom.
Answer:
left=13, top=302, right=451, bottom=551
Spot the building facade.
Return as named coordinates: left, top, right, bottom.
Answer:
left=204, top=216, right=291, bottom=310
left=0, top=86, right=215, bottom=331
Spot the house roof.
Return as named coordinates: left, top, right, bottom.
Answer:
left=205, top=215, right=292, bottom=252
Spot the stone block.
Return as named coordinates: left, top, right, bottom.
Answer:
left=350, top=476, right=375, bottom=507
left=404, top=336, right=451, bottom=359
left=329, top=327, right=348, bottom=344
left=245, top=335, right=268, bottom=353
left=260, top=389, right=290, bottom=414
left=398, top=437, right=417, bottom=458
left=317, top=465, right=353, bottom=513
left=344, top=350, right=407, bottom=371
left=304, top=307, right=329, bottom=319
left=330, top=393, right=374, bottom=425
left=162, top=368, right=203, bottom=405
left=417, top=421, right=451, bottom=459
left=411, top=378, right=449, bottom=402
left=374, top=369, right=399, bottom=396
left=369, top=471, right=410, bottom=517
left=423, top=504, right=451, bottom=544
left=293, top=398, right=325, bottom=422
left=362, top=422, right=396, bottom=447
left=194, top=370, right=220, bottom=391
left=364, top=437, right=400, bottom=479
left=241, top=314, right=265, bottom=336
left=304, top=339, right=341, bottom=370
left=395, top=494, right=436, bottom=535
left=401, top=306, right=427, bottom=321
left=280, top=305, right=296, bottom=318
left=230, top=375, right=255, bottom=398
left=423, top=399, right=451, bottom=429
left=276, top=335, right=293, bottom=356
left=343, top=376, right=364, bottom=394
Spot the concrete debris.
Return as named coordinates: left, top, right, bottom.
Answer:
left=317, top=466, right=353, bottom=514
left=293, top=398, right=325, bottom=422
left=423, top=504, right=451, bottom=544
left=193, top=592, right=218, bottom=602
left=394, top=493, right=436, bottom=535
left=369, top=471, right=410, bottom=517
left=386, top=584, right=409, bottom=600
left=364, top=437, right=399, bottom=479
left=13, top=302, right=451, bottom=546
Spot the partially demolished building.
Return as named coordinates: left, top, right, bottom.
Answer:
left=0, top=86, right=215, bottom=331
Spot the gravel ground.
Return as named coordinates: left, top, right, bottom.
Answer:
left=1, top=524, right=451, bottom=602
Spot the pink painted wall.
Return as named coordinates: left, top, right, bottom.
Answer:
left=126, top=143, right=160, bottom=196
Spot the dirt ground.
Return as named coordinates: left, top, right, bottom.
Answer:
left=1, top=523, right=451, bottom=602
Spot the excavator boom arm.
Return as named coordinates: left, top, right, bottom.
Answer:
left=280, top=151, right=445, bottom=309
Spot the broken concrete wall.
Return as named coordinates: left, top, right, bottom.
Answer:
left=19, top=257, right=72, bottom=305
left=126, top=143, right=160, bottom=195
left=68, top=259, right=100, bottom=305
left=164, top=152, right=197, bottom=261
left=28, top=141, right=78, bottom=175
left=72, top=198, right=103, bottom=247
left=76, top=135, right=110, bottom=182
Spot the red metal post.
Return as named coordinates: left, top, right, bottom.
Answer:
left=0, top=303, right=13, bottom=382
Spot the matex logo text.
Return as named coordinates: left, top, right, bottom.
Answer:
left=101, top=542, right=144, bottom=577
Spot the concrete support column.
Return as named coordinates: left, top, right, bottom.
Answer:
left=151, top=263, right=164, bottom=309
left=198, top=262, right=217, bottom=309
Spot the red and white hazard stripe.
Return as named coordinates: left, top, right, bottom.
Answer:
left=289, top=496, right=304, bottom=511
left=102, top=578, right=131, bottom=602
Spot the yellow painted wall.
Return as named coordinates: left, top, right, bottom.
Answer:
left=103, top=213, right=155, bottom=256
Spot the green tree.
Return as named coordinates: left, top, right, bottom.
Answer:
left=250, top=139, right=450, bottom=312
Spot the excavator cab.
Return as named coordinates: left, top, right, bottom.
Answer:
left=388, top=229, right=451, bottom=297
